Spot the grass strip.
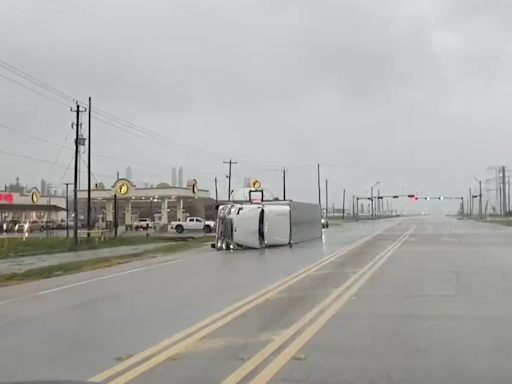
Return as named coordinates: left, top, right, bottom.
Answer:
left=0, top=235, right=199, bottom=260
left=0, top=237, right=214, bottom=287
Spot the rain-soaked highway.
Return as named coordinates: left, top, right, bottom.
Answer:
left=1, top=217, right=512, bottom=384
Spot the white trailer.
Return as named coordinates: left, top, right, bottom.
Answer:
left=214, top=200, right=322, bottom=250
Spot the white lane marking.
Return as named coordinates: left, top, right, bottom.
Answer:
left=0, top=258, right=182, bottom=306
left=37, top=259, right=183, bottom=294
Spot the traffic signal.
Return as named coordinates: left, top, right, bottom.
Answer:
left=407, top=194, right=415, bottom=198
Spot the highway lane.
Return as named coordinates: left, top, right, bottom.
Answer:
left=257, top=217, right=512, bottom=384
left=0, top=219, right=395, bottom=382
left=93, top=217, right=512, bottom=384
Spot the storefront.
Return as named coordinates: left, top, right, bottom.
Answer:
left=0, top=188, right=67, bottom=222
left=76, top=178, right=215, bottom=230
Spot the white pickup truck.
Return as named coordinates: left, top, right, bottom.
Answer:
left=170, top=217, right=216, bottom=234
left=134, top=218, right=155, bottom=230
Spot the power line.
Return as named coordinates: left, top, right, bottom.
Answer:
left=0, top=149, right=110, bottom=180
left=57, top=154, right=75, bottom=185
left=0, top=57, right=282, bottom=168
left=0, top=121, right=221, bottom=176
left=0, top=59, right=76, bottom=103
left=0, top=60, right=230, bottom=159
left=0, top=72, right=73, bottom=108
left=0, top=149, right=63, bottom=166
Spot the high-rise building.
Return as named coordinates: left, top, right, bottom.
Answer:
left=7, top=177, right=24, bottom=193
left=126, top=166, right=132, bottom=180
left=41, top=179, right=47, bottom=195
left=46, top=183, right=57, bottom=196
left=178, top=167, right=183, bottom=188
left=171, top=167, right=177, bottom=187
left=243, top=177, right=251, bottom=188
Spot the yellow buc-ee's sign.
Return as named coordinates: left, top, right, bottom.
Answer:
left=250, top=179, right=261, bottom=189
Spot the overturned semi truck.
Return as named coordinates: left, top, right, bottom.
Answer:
left=213, top=200, right=322, bottom=250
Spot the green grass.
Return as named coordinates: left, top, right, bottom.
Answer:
left=0, top=237, right=214, bottom=287
left=0, top=235, right=201, bottom=260
left=476, top=218, right=512, bottom=226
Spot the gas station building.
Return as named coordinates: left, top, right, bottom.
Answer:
left=76, top=178, right=215, bottom=230
left=0, top=189, right=66, bottom=222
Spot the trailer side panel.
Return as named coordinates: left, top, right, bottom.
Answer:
left=289, top=201, right=322, bottom=244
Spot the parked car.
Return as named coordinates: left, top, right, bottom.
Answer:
left=2, top=220, right=19, bottom=233
left=134, top=218, right=154, bottom=230
left=41, top=220, right=59, bottom=230
left=170, top=217, right=216, bottom=234
left=55, top=219, right=67, bottom=229
left=15, top=220, right=44, bottom=233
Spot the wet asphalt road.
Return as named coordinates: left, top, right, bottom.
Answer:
left=1, top=217, right=512, bottom=384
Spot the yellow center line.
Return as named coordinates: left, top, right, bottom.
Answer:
left=89, top=221, right=401, bottom=383
left=220, top=225, right=415, bottom=384
left=246, top=225, right=416, bottom=384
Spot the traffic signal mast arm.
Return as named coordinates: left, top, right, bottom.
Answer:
left=356, top=194, right=463, bottom=201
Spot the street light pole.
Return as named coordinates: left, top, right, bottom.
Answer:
left=474, top=177, right=483, bottom=219
left=371, top=181, right=381, bottom=220
left=370, top=187, right=374, bottom=219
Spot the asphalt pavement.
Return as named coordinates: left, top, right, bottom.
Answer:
left=1, top=217, right=512, bottom=383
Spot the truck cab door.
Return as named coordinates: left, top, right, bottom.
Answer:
left=192, top=218, right=203, bottom=230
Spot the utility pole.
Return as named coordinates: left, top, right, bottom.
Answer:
left=113, top=194, right=118, bottom=238
left=502, top=166, right=507, bottom=216
left=325, top=179, right=329, bottom=218
left=71, top=102, right=86, bottom=245
left=469, top=188, right=472, bottom=216
left=479, top=180, right=483, bottom=219
left=317, top=163, right=321, bottom=209
left=283, top=168, right=287, bottom=200
left=64, top=183, right=72, bottom=238
left=377, top=190, right=381, bottom=218
left=223, top=159, right=237, bottom=201
left=87, top=96, right=92, bottom=236
left=214, top=177, right=218, bottom=204
left=370, top=187, right=374, bottom=219
left=342, top=189, right=346, bottom=219
left=352, top=196, right=355, bottom=220
left=508, top=176, right=510, bottom=216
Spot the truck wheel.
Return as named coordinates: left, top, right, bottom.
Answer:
left=204, top=225, right=212, bottom=233
left=175, top=225, right=184, bottom=234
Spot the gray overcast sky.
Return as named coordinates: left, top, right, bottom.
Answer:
left=1, top=0, right=511, bottom=213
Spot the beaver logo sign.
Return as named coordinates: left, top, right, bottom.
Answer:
left=30, top=191, right=40, bottom=204
left=250, top=179, right=261, bottom=189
